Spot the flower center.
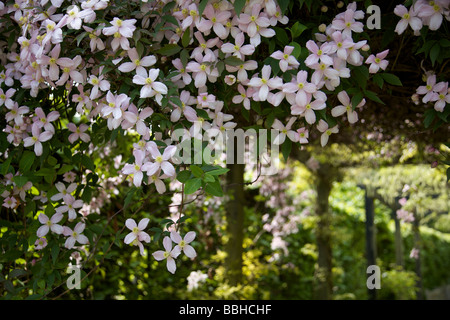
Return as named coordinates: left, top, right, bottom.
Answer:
left=375, top=58, right=381, bottom=63
left=163, top=252, right=170, bottom=258
left=298, top=82, right=304, bottom=89
left=326, top=129, right=332, bottom=136
left=145, top=78, right=153, bottom=85
left=403, top=13, right=410, bottom=19
left=133, top=227, right=139, bottom=234
left=155, top=156, right=163, bottom=163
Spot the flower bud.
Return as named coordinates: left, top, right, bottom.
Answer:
left=337, top=1, right=344, bottom=8
left=318, top=24, right=327, bottom=32
left=321, top=6, right=328, bottom=12
left=361, top=44, right=370, bottom=51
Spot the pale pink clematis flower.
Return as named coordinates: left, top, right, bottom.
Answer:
left=88, top=71, right=110, bottom=99
left=2, top=196, right=17, bottom=209
left=122, top=149, right=148, bottom=187
left=393, top=5, right=422, bottom=34
left=5, top=103, right=29, bottom=125
left=55, top=55, right=84, bottom=86
left=152, top=236, right=181, bottom=274
left=365, top=50, right=389, bottom=73
left=416, top=74, right=445, bottom=103
left=226, top=60, right=258, bottom=83
left=124, top=218, right=151, bottom=256
left=142, top=143, right=177, bottom=177
left=409, top=248, right=419, bottom=259
left=237, top=5, right=270, bottom=38
left=332, top=8, right=364, bottom=37
left=67, top=123, right=90, bottom=144
left=170, top=231, right=197, bottom=258
left=433, top=82, right=450, bottom=112
left=37, top=212, right=64, bottom=237
left=171, top=58, right=192, bottom=86
left=83, top=25, right=105, bottom=52
left=272, top=118, right=299, bottom=145
left=186, top=54, right=219, bottom=88
left=270, top=45, right=300, bottom=72
left=283, top=70, right=317, bottom=107
left=148, top=171, right=169, bottom=194
left=56, top=194, right=84, bottom=221
left=102, top=17, right=137, bottom=38
left=63, top=222, right=89, bottom=249
left=197, top=4, right=231, bottom=38
left=34, top=237, right=48, bottom=250
left=102, top=91, right=130, bottom=119
left=102, top=17, right=137, bottom=51
left=297, top=128, right=309, bottom=144
left=122, top=105, right=153, bottom=136
left=170, top=90, right=197, bottom=122
left=232, top=84, right=253, bottom=110
left=305, top=40, right=335, bottom=66
left=417, top=1, right=446, bottom=31
left=0, top=88, right=16, bottom=108
left=132, top=68, right=168, bottom=99
left=23, top=125, right=53, bottom=156
left=248, top=65, right=283, bottom=101
left=331, top=91, right=365, bottom=124
left=317, top=120, right=339, bottom=147
left=118, top=48, right=156, bottom=73
left=221, top=32, right=255, bottom=60
left=33, top=107, right=60, bottom=133
left=291, top=95, right=326, bottom=125
left=51, top=182, right=77, bottom=201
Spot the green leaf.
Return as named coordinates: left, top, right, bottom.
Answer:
left=274, top=27, right=289, bottom=45
left=19, top=151, right=35, bottom=173
left=198, top=0, right=209, bottom=16
left=184, top=177, right=202, bottom=194
left=81, top=154, right=95, bottom=171
left=156, top=44, right=182, bottom=56
left=224, top=56, right=245, bottom=66
left=290, top=22, right=308, bottom=39
left=382, top=73, right=402, bottom=86
left=372, top=74, right=384, bottom=89
left=51, top=244, right=59, bottom=265
left=57, top=164, right=73, bottom=175
left=177, top=170, right=192, bottom=183
left=281, top=138, right=292, bottom=161
left=278, top=0, right=290, bottom=14
left=0, top=153, right=13, bottom=175
left=203, top=173, right=215, bottom=183
left=204, top=180, right=223, bottom=197
left=75, top=32, right=87, bottom=47
left=430, top=44, right=440, bottom=66
left=124, top=187, right=137, bottom=208
left=233, top=0, right=246, bottom=16
left=190, top=165, right=203, bottom=178
left=287, top=42, right=301, bottom=59
left=364, top=90, right=384, bottom=105
left=182, top=27, right=190, bottom=47
left=351, top=92, right=364, bottom=109
left=206, top=167, right=229, bottom=175
left=424, top=109, right=435, bottom=128
left=13, top=175, right=28, bottom=188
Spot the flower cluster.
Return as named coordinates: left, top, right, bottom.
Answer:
left=394, top=1, right=449, bottom=35
left=414, top=72, right=450, bottom=112
left=124, top=218, right=197, bottom=274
